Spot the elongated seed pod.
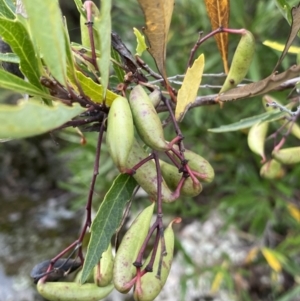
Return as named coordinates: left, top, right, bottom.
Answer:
left=106, top=96, right=134, bottom=172
left=126, top=139, right=176, bottom=202
left=133, top=219, right=177, bottom=301
left=260, top=159, right=285, bottom=179
left=37, top=281, right=114, bottom=301
left=171, top=146, right=214, bottom=183
left=148, top=89, right=161, bottom=108
left=289, top=122, right=300, bottom=139
left=220, top=30, right=255, bottom=93
left=272, top=147, right=300, bottom=165
left=113, top=203, right=155, bottom=293
left=129, top=85, right=169, bottom=151
left=94, top=243, right=114, bottom=287
left=160, top=160, right=202, bottom=197
left=247, top=121, right=269, bottom=162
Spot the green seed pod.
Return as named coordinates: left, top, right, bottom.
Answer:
left=272, top=147, right=300, bottom=165
left=171, top=146, right=214, bottom=183
left=148, top=89, right=161, bottom=108
left=220, top=30, right=255, bottom=93
left=133, top=219, right=179, bottom=301
left=289, top=123, right=300, bottom=140
left=106, top=96, right=134, bottom=173
left=129, top=85, right=169, bottom=151
left=247, top=121, right=269, bottom=162
left=160, top=160, right=202, bottom=197
left=113, top=203, right=155, bottom=293
left=126, top=139, right=176, bottom=202
left=94, top=244, right=114, bottom=287
left=37, top=281, right=114, bottom=301
left=260, top=159, right=285, bottom=179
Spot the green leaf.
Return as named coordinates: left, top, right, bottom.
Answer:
left=62, top=16, right=78, bottom=90
left=95, top=0, right=112, bottom=98
left=133, top=27, right=147, bottom=56
left=0, top=69, right=49, bottom=97
left=73, top=0, right=86, bottom=16
left=275, top=0, right=292, bottom=24
left=276, top=286, right=300, bottom=301
left=76, top=71, right=118, bottom=107
left=0, top=100, right=86, bottom=139
left=111, top=47, right=125, bottom=83
left=0, top=0, right=15, bottom=19
left=81, top=174, right=137, bottom=284
left=0, top=17, right=44, bottom=89
left=0, top=52, right=19, bottom=63
left=208, top=111, right=286, bottom=133
left=22, top=0, right=67, bottom=86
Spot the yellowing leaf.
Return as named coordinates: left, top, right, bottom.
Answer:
left=263, top=40, right=300, bottom=54
left=175, top=54, right=205, bottom=122
left=137, top=0, right=174, bottom=81
left=204, top=0, right=229, bottom=73
left=211, top=270, right=224, bottom=293
left=133, top=27, right=148, bottom=56
left=76, top=71, right=118, bottom=107
left=288, top=203, right=300, bottom=222
left=244, top=247, right=259, bottom=264
left=261, top=248, right=282, bottom=273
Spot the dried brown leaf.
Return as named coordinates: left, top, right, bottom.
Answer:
left=274, top=3, right=300, bottom=71
left=137, top=0, right=174, bottom=80
left=218, top=64, right=300, bottom=102
left=204, top=0, right=230, bottom=73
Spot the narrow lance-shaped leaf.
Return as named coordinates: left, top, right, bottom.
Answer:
left=22, top=0, right=68, bottom=86
left=0, top=0, right=15, bottom=19
left=137, top=0, right=174, bottom=81
left=0, top=17, right=44, bottom=89
left=288, top=203, right=300, bottom=223
left=273, top=3, right=300, bottom=71
left=111, top=47, right=125, bottom=83
left=0, top=100, right=86, bottom=139
left=204, top=0, right=229, bottom=73
left=208, top=111, right=285, bottom=133
left=261, top=248, right=284, bottom=273
left=175, top=53, right=205, bottom=122
left=217, top=64, right=300, bottom=102
left=62, top=16, right=79, bottom=92
left=81, top=174, right=137, bottom=284
left=73, top=0, right=85, bottom=15
left=275, top=0, right=292, bottom=25
left=95, top=0, right=112, bottom=99
left=0, top=69, right=50, bottom=97
left=263, top=40, right=300, bottom=54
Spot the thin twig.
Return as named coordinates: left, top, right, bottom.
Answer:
left=187, top=31, right=203, bottom=69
